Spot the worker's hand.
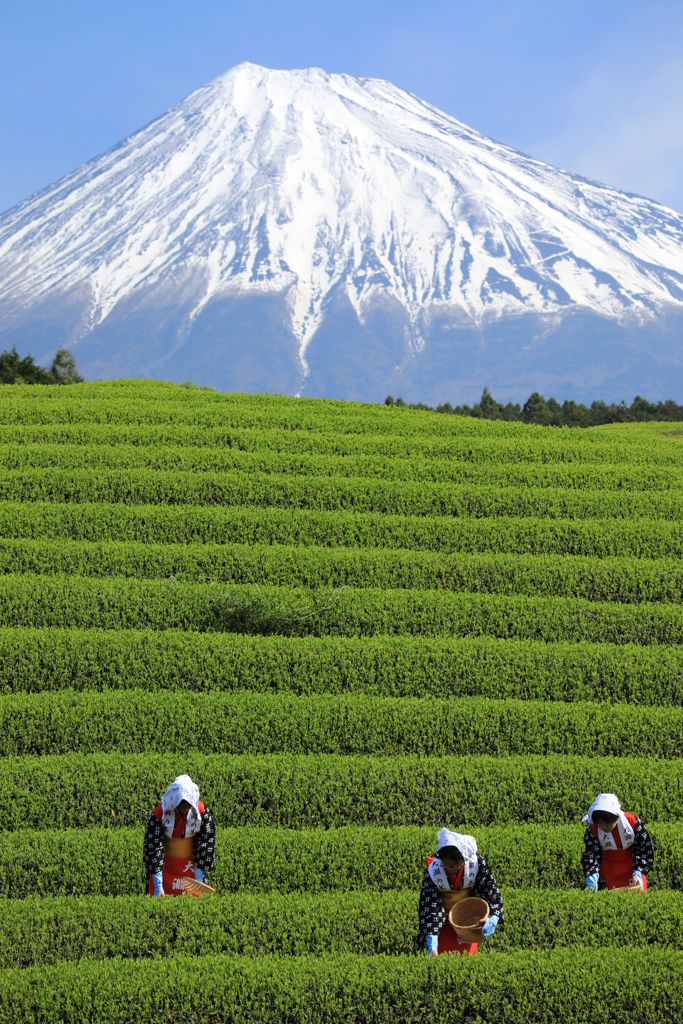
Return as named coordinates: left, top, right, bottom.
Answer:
left=481, top=914, right=498, bottom=937
left=429, top=950, right=439, bottom=957
left=585, top=873, right=599, bottom=892
left=631, top=870, right=644, bottom=891
left=158, top=886, right=166, bottom=898
left=425, top=935, right=439, bottom=956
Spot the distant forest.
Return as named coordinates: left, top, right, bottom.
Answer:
left=3, top=341, right=680, bottom=427
left=0, top=346, right=83, bottom=385
left=385, top=388, right=683, bottom=427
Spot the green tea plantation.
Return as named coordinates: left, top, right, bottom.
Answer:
left=0, top=379, right=681, bottom=1023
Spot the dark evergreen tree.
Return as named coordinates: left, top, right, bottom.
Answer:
left=0, top=346, right=83, bottom=385
left=0, top=347, right=54, bottom=384
left=50, top=348, right=84, bottom=384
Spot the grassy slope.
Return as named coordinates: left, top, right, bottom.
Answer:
left=0, top=382, right=681, bottom=1021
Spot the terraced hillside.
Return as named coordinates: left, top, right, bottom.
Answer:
left=0, top=380, right=682, bottom=1023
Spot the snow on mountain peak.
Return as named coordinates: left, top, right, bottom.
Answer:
left=1, top=61, right=683, bottom=380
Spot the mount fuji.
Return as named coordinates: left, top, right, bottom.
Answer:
left=1, top=62, right=683, bottom=403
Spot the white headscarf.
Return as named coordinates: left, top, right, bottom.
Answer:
left=160, top=775, right=201, bottom=838
left=435, top=829, right=477, bottom=861
left=429, top=828, right=479, bottom=891
left=582, top=793, right=635, bottom=851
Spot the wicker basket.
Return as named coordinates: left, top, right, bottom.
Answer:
left=181, top=877, right=216, bottom=897
left=448, top=897, right=490, bottom=941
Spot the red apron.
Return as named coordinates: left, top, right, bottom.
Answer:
left=437, top=920, right=478, bottom=957
left=591, top=812, right=647, bottom=891
left=147, top=802, right=204, bottom=897
left=426, top=857, right=478, bottom=956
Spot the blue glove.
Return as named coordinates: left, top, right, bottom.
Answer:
left=152, top=871, right=163, bottom=898
left=425, top=934, right=439, bottom=955
left=585, top=873, right=599, bottom=892
left=481, top=914, right=498, bottom=937
left=194, top=867, right=204, bottom=884
left=631, top=870, right=643, bottom=891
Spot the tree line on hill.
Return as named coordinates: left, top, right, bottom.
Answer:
left=0, top=346, right=83, bottom=385
left=385, top=388, right=683, bottom=427
left=3, top=340, right=681, bottom=427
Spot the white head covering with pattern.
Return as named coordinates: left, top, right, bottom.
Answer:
left=582, top=793, right=635, bottom=851
left=160, top=775, right=202, bottom=838
left=429, top=828, right=480, bottom=891
left=435, top=829, right=477, bottom=860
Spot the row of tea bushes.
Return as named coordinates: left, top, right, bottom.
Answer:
left=3, top=628, right=683, bottom=705
left=1, top=690, right=682, bottom=758
left=3, top=823, right=682, bottom=898
left=0, top=889, right=681, bottom=967
left=4, top=501, right=683, bottom=556
left=0, top=751, right=680, bottom=830
left=5, top=467, right=683, bottom=517
left=7, top=539, right=683, bottom=602
left=7, top=576, right=683, bottom=642
left=1, top=949, right=682, bottom=1024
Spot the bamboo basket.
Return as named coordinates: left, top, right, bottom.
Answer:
left=182, top=877, right=216, bottom=897
left=448, top=897, right=490, bottom=941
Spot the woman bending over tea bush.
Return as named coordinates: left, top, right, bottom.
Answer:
left=582, top=793, right=653, bottom=892
left=143, top=774, right=216, bottom=897
left=416, top=828, right=504, bottom=956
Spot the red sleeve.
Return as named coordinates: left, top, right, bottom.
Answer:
left=198, top=801, right=205, bottom=815
left=152, top=804, right=163, bottom=821
left=624, top=812, right=638, bottom=829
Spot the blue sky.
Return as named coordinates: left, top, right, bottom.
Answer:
left=2, top=1, right=683, bottom=214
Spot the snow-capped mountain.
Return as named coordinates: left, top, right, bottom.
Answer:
left=1, top=62, right=683, bottom=402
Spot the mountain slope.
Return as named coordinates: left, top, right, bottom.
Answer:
left=1, top=62, right=683, bottom=402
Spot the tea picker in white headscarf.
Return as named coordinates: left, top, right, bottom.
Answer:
left=143, top=775, right=216, bottom=897
left=581, top=793, right=653, bottom=893
left=415, top=828, right=504, bottom=957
